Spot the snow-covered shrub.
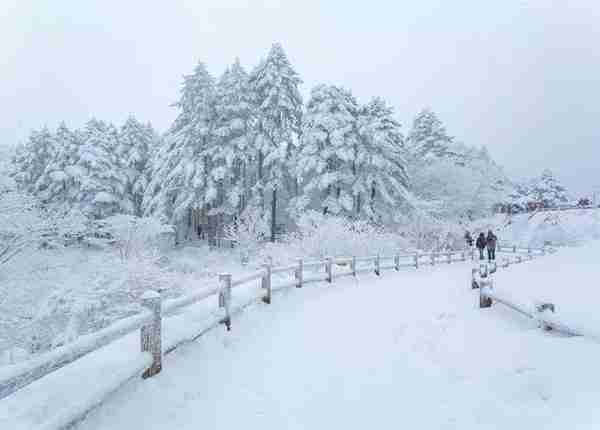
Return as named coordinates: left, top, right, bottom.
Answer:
left=260, top=211, right=409, bottom=265
left=223, top=207, right=269, bottom=264
left=398, top=210, right=466, bottom=252
left=0, top=189, right=88, bottom=269
left=100, top=215, right=177, bottom=301
left=125, top=248, right=179, bottom=295
left=102, top=214, right=174, bottom=260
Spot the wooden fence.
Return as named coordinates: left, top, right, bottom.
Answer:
left=1, top=244, right=547, bottom=429
left=472, top=248, right=581, bottom=336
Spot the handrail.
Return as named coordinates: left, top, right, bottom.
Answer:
left=474, top=248, right=583, bottom=338
left=480, top=286, right=582, bottom=336
left=0, top=310, right=153, bottom=399
left=231, top=271, right=265, bottom=287
left=163, top=285, right=220, bottom=315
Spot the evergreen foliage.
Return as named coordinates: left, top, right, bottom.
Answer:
left=11, top=43, right=517, bottom=237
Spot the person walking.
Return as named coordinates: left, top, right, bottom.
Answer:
left=476, top=232, right=486, bottom=260
left=464, top=231, right=473, bottom=248
left=486, top=230, right=497, bottom=261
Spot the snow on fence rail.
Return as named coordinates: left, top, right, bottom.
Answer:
left=470, top=249, right=581, bottom=337
left=1, top=244, right=546, bottom=429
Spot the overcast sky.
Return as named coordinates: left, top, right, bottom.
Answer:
left=1, top=0, right=598, bottom=194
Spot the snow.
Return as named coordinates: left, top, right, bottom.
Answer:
left=93, top=191, right=116, bottom=204
left=48, top=242, right=600, bottom=429
left=139, top=290, right=160, bottom=301
left=0, top=334, right=152, bottom=430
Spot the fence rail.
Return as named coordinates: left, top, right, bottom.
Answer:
left=471, top=250, right=582, bottom=337
left=1, top=243, right=548, bottom=429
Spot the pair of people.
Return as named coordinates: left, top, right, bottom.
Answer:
left=475, top=230, right=497, bottom=261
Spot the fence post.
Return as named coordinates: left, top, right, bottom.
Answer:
left=394, top=254, right=400, bottom=271
left=431, top=253, right=436, bottom=266
left=375, top=254, right=380, bottom=276
left=461, top=251, right=466, bottom=262
left=479, top=280, right=493, bottom=308
left=479, top=262, right=488, bottom=278
left=471, top=267, right=479, bottom=289
left=295, top=258, right=303, bottom=288
left=541, top=246, right=546, bottom=256
left=219, top=274, right=232, bottom=330
left=351, top=256, right=357, bottom=277
left=326, top=257, right=333, bottom=283
left=535, top=303, right=556, bottom=331
left=513, top=245, right=517, bottom=253
left=414, top=253, right=419, bottom=269
left=516, top=255, right=522, bottom=264
left=262, top=264, right=272, bottom=304
left=141, top=290, right=162, bottom=378
left=446, top=252, right=451, bottom=264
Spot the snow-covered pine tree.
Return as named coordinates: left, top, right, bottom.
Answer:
left=298, top=84, right=359, bottom=216
left=354, top=97, right=410, bottom=223
left=406, top=108, right=454, bottom=162
left=119, top=116, right=155, bottom=216
left=210, top=59, right=255, bottom=220
left=36, top=122, right=81, bottom=206
left=249, top=43, right=303, bottom=241
left=410, top=144, right=509, bottom=222
left=506, top=180, right=531, bottom=213
left=144, top=61, right=217, bottom=240
left=75, top=119, right=130, bottom=218
left=13, top=127, right=54, bottom=194
left=530, top=169, right=569, bottom=208
left=143, top=133, right=181, bottom=221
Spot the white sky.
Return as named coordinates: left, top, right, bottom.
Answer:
left=1, top=0, right=599, bottom=194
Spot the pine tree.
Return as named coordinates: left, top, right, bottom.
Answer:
left=76, top=119, right=129, bottom=218
left=530, top=169, right=569, bottom=207
left=406, top=108, right=453, bottom=162
left=144, top=61, right=217, bottom=237
left=210, top=59, right=255, bottom=219
left=13, top=127, right=54, bottom=194
left=37, top=122, right=81, bottom=206
left=354, top=98, right=410, bottom=222
left=119, top=116, right=155, bottom=216
left=249, top=43, right=303, bottom=241
left=299, top=84, right=359, bottom=216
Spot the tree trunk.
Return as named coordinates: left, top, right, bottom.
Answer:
left=240, top=160, right=246, bottom=216
left=270, top=188, right=277, bottom=242
left=323, top=185, right=330, bottom=215
left=370, top=184, right=376, bottom=218
left=258, top=150, right=264, bottom=212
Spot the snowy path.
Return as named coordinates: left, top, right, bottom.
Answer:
left=79, top=258, right=600, bottom=429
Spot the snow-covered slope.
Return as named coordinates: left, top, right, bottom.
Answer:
left=471, top=208, right=600, bottom=248
left=72, top=243, right=600, bottom=430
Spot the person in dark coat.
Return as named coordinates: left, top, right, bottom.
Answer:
left=486, top=230, right=497, bottom=261
left=464, top=231, right=473, bottom=248
left=476, top=232, right=486, bottom=260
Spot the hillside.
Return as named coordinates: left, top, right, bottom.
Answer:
left=471, top=208, right=600, bottom=248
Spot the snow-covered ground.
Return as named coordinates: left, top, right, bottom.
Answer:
left=67, top=242, right=600, bottom=429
